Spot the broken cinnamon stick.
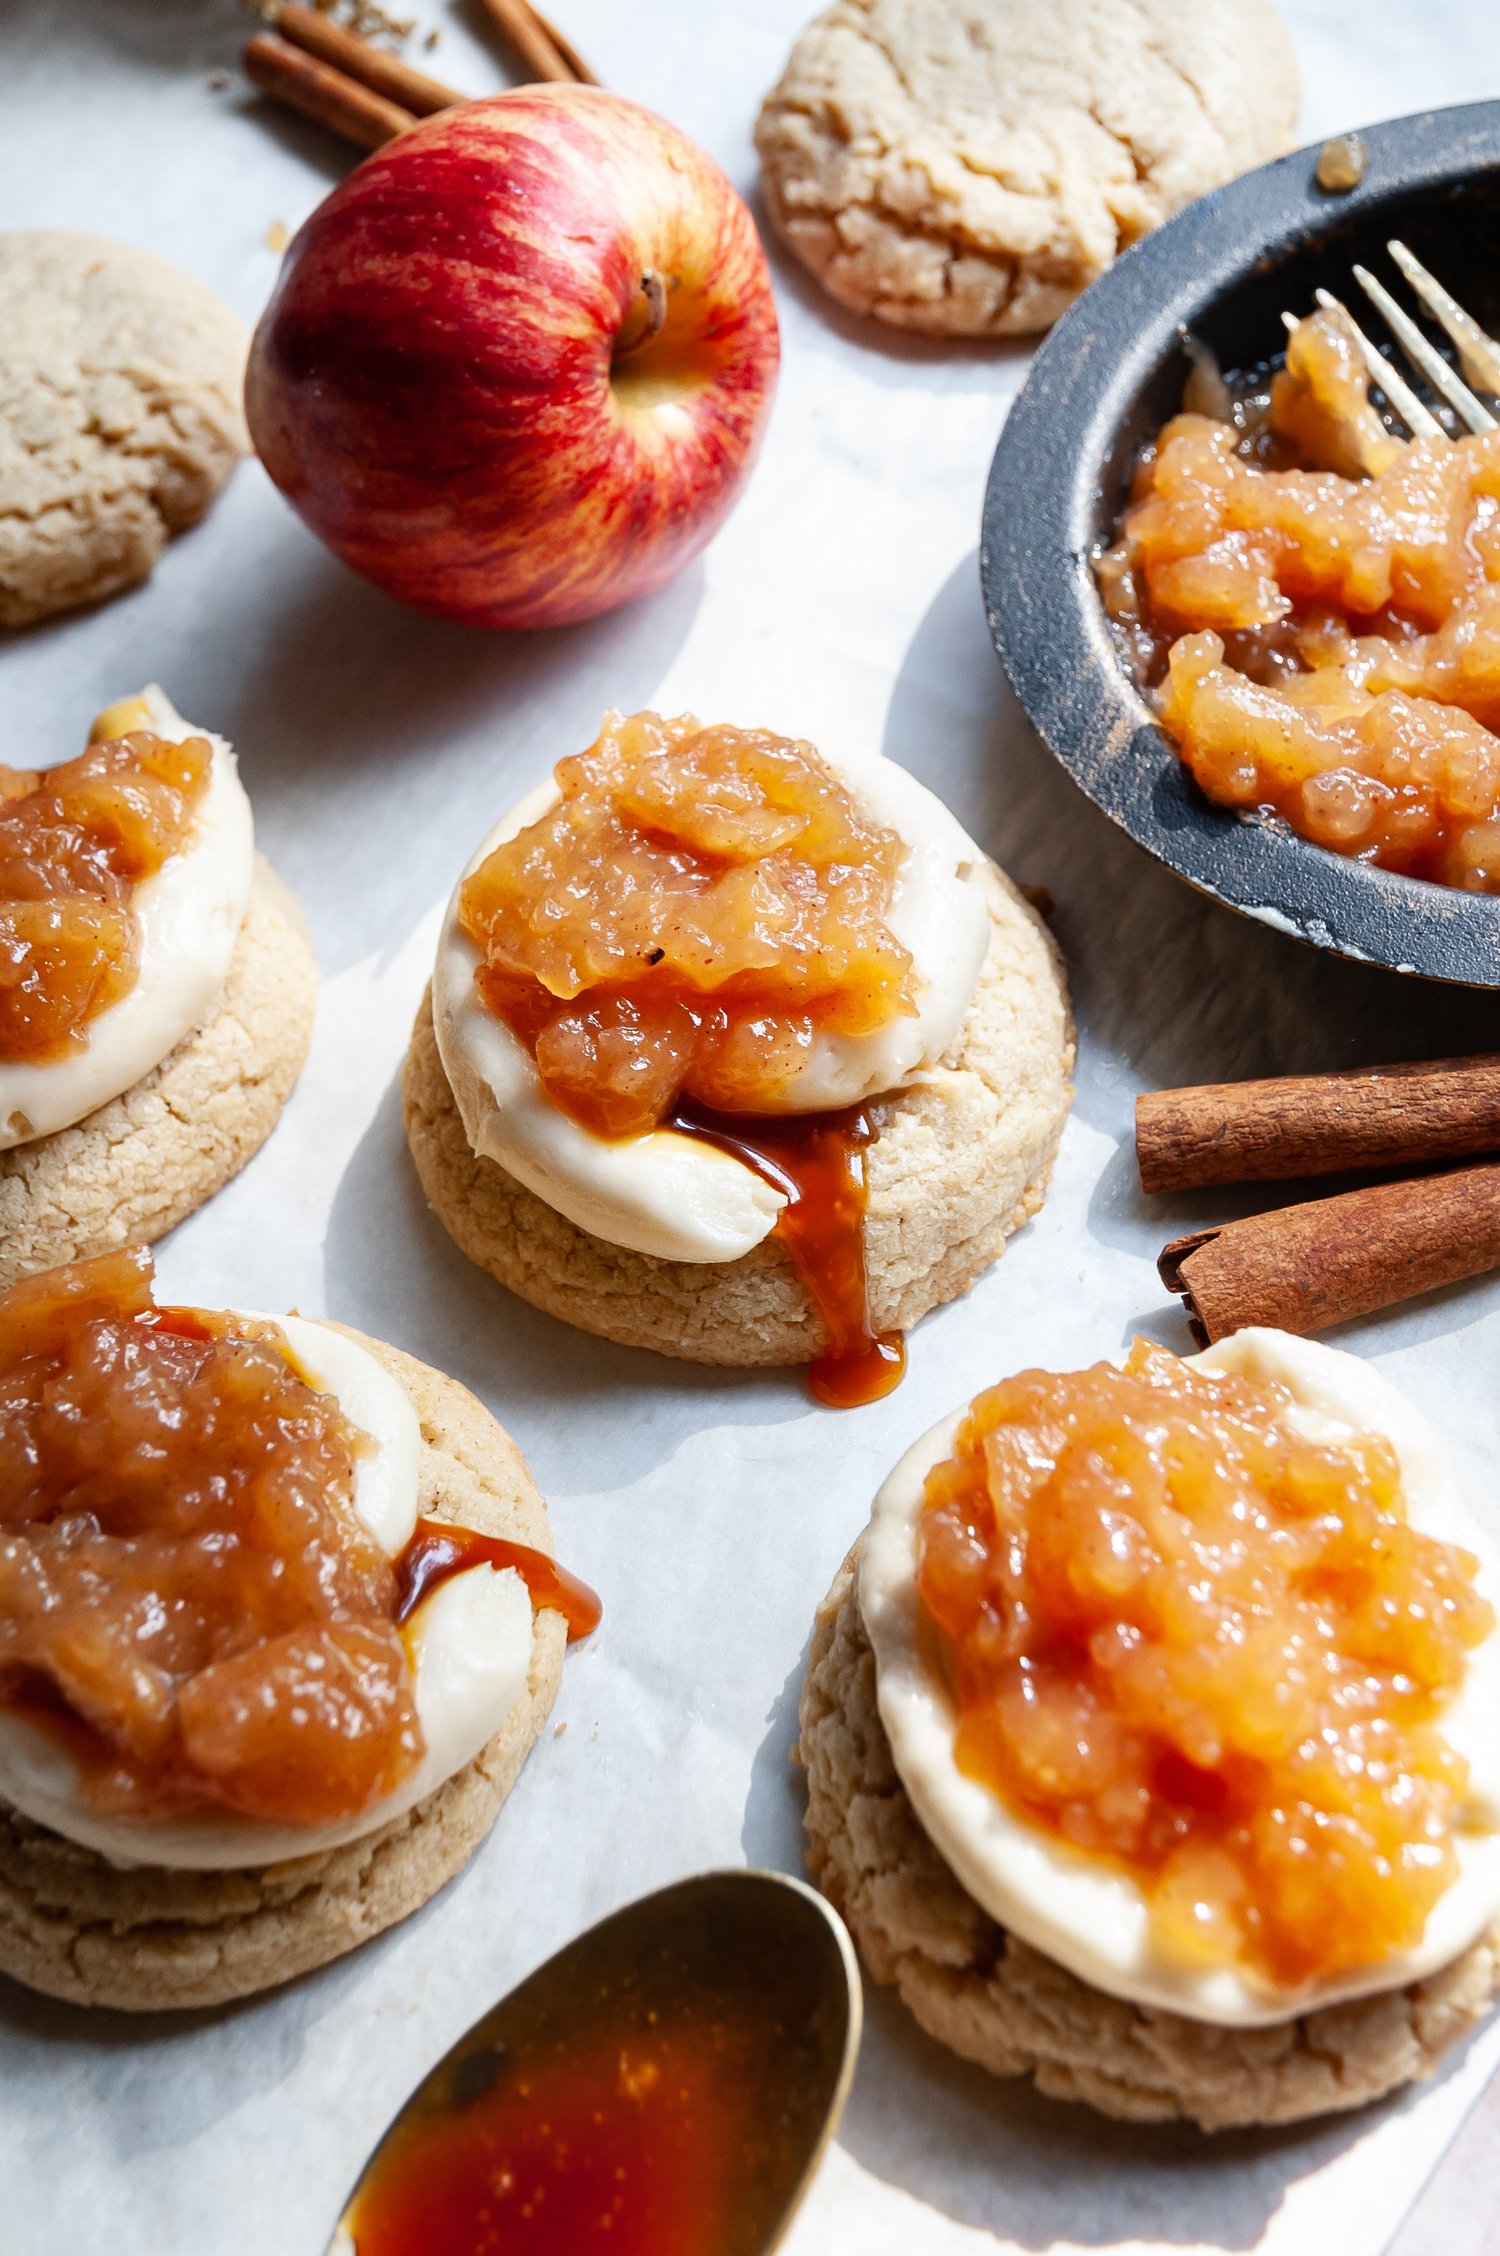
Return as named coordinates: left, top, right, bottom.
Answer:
left=1138, top=1052, right=1500, bottom=1194
left=1159, top=1161, right=1500, bottom=1344
left=473, top=0, right=598, bottom=85
left=244, top=31, right=416, bottom=148
left=269, top=3, right=465, bottom=114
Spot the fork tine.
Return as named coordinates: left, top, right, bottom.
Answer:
left=1313, top=288, right=1447, bottom=441
left=1388, top=240, right=1500, bottom=397
left=1353, top=263, right=1496, bottom=432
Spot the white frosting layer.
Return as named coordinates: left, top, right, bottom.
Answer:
left=431, top=740, right=991, bottom=1264
left=860, top=1329, right=1500, bottom=2028
left=0, top=686, right=255, bottom=1151
left=0, top=1313, right=536, bottom=1872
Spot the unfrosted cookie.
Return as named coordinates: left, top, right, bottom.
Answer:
left=0, top=856, right=315, bottom=1290
left=402, top=862, right=1073, bottom=1367
left=0, top=230, right=248, bottom=628
left=799, top=1546, right=1500, bottom=2129
left=756, top=0, right=1300, bottom=337
left=0, top=1329, right=568, bottom=2012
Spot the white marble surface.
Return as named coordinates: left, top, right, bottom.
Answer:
left=5, top=4, right=1500, bottom=2252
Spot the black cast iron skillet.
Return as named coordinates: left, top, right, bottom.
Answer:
left=981, top=101, right=1500, bottom=988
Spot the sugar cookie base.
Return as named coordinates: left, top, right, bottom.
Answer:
left=798, top=1545, right=1500, bottom=2129
left=0, top=856, right=316, bottom=1290
left=402, top=861, right=1073, bottom=1367
left=756, top=0, right=1299, bottom=337
left=0, top=1331, right=567, bottom=2012
left=0, top=230, right=247, bottom=628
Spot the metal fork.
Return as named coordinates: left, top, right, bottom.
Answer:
left=1281, top=240, right=1500, bottom=441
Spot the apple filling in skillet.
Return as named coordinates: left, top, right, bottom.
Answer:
left=1099, top=309, right=1500, bottom=890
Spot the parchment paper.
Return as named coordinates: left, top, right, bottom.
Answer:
left=5, top=5, right=1500, bottom=2251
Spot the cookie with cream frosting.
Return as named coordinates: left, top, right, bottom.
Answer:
left=0, top=1303, right=582, bottom=2012
left=800, top=1332, right=1500, bottom=2125
left=403, top=716, right=1074, bottom=1382
left=0, top=688, right=314, bottom=1288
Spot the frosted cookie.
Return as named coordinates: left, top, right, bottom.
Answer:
left=0, top=1249, right=599, bottom=2012
left=755, top=0, right=1299, bottom=338
left=0, top=231, right=248, bottom=627
left=800, top=1332, right=1500, bottom=2126
left=403, top=710, right=1073, bottom=1404
left=0, top=687, right=315, bottom=1289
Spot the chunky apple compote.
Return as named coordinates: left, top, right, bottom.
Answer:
left=458, top=710, right=916, bottom=1139
left=0, top=1248, right=423, bottom=1826
left=917, top=1340, right=1495, bottom=1988
left=1100, top=309, right=1500, bottom=888
left=0, top=729, right=211, bottom=1061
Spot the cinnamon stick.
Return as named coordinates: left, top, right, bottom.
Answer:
left=244, top=31, right=416, bottom=147
left=269, top=3, right=465, bottom=114
left=473, top=0, right=598, bottom=85
left=1158, top=1161, right=1500, bottom=1344
left=1138, top=1053, right=1500, bottom=1194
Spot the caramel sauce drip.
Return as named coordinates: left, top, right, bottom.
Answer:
left=395, top=1518, right=601, bottom=1640
left=918, top=1339, right=1495, bottom=1989
left=0, top=730, right=211, bottom=1063
left=669, top=1100, right=904, bottom=1408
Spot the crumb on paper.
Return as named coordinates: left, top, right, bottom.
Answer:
left=425, top=24, right=440, bottom=46
left=318, top=0, right=418, bottom=43
left=266, top=219, right=290, bottom=253
left=207, top=69, right=230, bottom=91
left=554, top=1720, right=567, bottom=1738
left=242, top=0, right=417, bottom=43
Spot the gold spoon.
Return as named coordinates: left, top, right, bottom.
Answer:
left=324, top=1868, right=862, bottom=2256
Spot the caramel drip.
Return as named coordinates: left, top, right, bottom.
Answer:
left=669, top=1100, right=905, bottom=1408
left=394, top=1518, right=601, bottom=1640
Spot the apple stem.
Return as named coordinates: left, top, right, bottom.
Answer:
left=616, top=268, right=668, bottom=359
left=639, top=269, right=668, bottom=341
left=610, top=269, right=671, bottom=367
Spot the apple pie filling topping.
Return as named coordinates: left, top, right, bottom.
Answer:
left=0, top=729, right=212, bottom=1063
left=458, top=709, right=917, bottom=1140
left=1099, top=309, right=1500, bottom=889
left=0, top=1248, right=421, bottom=1827
left=916, top=1340, right=1495, bottom=1989
left=0, top=1250, right=598, bottom=1834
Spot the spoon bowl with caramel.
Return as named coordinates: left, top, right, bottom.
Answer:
left=325, top=1868, right=861, bottom=2256
left=983, top=100, right=1500, bottom=985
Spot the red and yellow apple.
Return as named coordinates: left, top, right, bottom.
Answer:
left=245, top=86, right=780, bottom=631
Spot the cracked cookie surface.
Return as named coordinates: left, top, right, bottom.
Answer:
left=0, top=856, right=316, bottom=1288
left=756, top=0, right=1299, bottom=337
left=403, top=861, right=1074, bottom=1367
left=0, top=230, right=248, bottom=628
left=0, top=1329, right=567, bottom=2012
left=799, top=1544, right=1500, bottom=2128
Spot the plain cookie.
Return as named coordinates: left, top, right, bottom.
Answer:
left=0, top=1329, right=568, bottom=2011
left=799, top=1545, right=1500, bottom=2129
left=0, top=856, right=316, bottom=1290
left=0, top=230, right=248, bottom=628
left=756, top=0, right=1299, bottom=336
left=403, top=862, right=1074, bottom=1366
